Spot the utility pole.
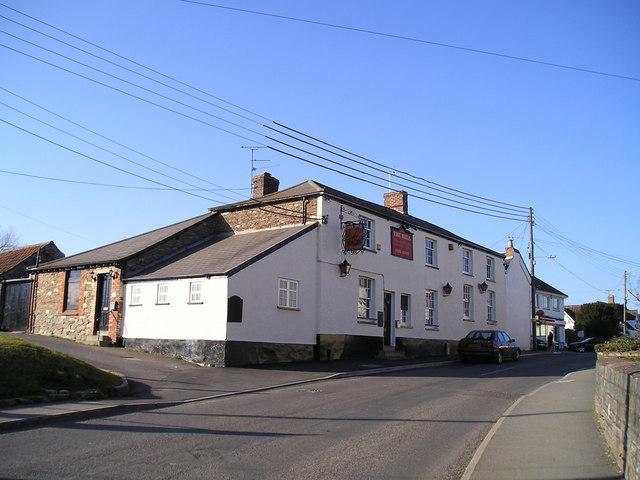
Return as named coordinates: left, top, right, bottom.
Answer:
left=529, top=207, right=536, bottom=351
left=623, top=271, right=628, bottom=335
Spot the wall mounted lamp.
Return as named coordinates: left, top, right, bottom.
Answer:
left=478, top=281, right=488, bottom=293
left=339, top=259, right=352, bottom=277
left=442, top=283, right=453, bottom=296
left=90, top=270, right=97, bottom=281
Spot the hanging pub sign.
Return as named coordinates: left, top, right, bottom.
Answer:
left=344, top=222, right=364, bottom=252
left=391, top=226, right=413, bottom=260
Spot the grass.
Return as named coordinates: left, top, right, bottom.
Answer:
left=0, top=335, right=123, bottom=399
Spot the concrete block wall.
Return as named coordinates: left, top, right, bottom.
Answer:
left=595, top=354, right=640, bottom=480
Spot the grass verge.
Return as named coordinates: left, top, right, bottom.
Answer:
left=0, top=335, right=123, bottom=399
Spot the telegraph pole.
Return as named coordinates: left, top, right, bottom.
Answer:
left=529, top=207, right=537, bottom=350
left=623, top=271, right=628, bottom=335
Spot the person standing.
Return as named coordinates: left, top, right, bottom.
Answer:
left=547, top=331, right=554, bottom=351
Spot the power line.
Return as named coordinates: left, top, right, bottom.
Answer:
left=180, top=1, right=640, bottom=83
left=0, top=169, right=248, bottom=192
left=0, top=2, right=271, bottom=123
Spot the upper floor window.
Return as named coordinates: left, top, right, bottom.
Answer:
left=189, top=282, right=203, bottom=304
left=278, top=278, right=299, bottom=309
left=361, top=218, right=373, bottom=250
left=536, top=294, right=549, bottom=309
left=463, top=284, right=473, bottom=319
left=425, top=290, right=438, bottom=327
left=358, top=277, right=374, bottom=319
left=157, top=283, right=169, bottom=305
left=425, top=238, right=437, bottom=267
left=551, top=297, right=560, bottom=310
left=462, top=248, right=473, bottom=275
left=130, top=285, right=142, bottom=306
left=486, top=257, right=495, bottom=280
left=63, top=270, right=81, bottom=312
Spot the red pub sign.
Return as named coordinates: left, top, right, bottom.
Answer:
left=390, top=226, right=413, bottom=260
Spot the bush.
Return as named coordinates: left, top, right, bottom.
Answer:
left=596, top=336, right=640, bottom=353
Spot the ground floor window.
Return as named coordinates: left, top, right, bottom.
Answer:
left=463, top=284, right=473, bottom=319
left=425, top=290, right=437, bottom=326
left=358, top=277, right=374, bottom=319
left=63, top=270, right=81, bottom=312
left=278, top=278, right=298, bottom=309
left=487, top=290, right=496, bottom=322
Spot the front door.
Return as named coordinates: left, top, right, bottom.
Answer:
left=95, top=274, right=112, bottom=333
left=383, top=292, right=395, bottom=347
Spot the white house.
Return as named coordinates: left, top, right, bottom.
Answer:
left=121, top=174, right=533, bottom=366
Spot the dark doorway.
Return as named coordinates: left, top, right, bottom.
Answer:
left=1, top=281, right=31, bottom=331
left=384, top=292, right=393, bottom=346
left=95, top=274, right=112, bottom=334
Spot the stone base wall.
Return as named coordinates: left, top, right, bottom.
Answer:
left=595, top=354, right=640, bottom=480
left=124, top=338, right=316, bottom=367
left=396, top=337, right=457, bottom=357
left=124, top=338, right=226, bottom=366
left=316, top=334, right=382, bottom=361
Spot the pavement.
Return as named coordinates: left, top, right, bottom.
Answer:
left=0, top=333, right=622, bottom=479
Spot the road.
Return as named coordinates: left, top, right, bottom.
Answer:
left=0, top=352, right=595, bottom=480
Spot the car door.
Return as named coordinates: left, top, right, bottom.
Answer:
left=499, top=331, right=513, bottom=356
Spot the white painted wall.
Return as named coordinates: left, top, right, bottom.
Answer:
left=316, top=198, right=509, bottom=345
left=122, top=276, right=228, bottom=340
left=226, top=227, right=320, bottom=345
left=505, top=252, right=534, bottom=350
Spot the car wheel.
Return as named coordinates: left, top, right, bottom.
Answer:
left=513, top=349, right=521, bottom=361
left=578, top=346, right=586, bottom=353
left=496, top=351, right=503, bottom=364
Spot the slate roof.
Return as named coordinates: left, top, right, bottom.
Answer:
left=127, top=223, right=317, bottom=281
left=534, top=277, right=567, bottom=298
left=33, top=213, right=212, bottom=271
left=0, top=242, right=50, bottom=274
left=212, top=180, right=503, bottom=257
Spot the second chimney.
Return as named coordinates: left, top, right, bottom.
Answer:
left=384, top=190, right=409, bottom=215
left=252, top=172, right=279, bottom=198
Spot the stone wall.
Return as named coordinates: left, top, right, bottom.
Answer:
left=595, top=354, right=640, bottom=480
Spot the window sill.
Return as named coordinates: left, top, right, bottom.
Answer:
left=463, top=318, right=475, bottom=322
left=425, top=264, right=439, bottom=270
left=277, top=306, right=300, bottom=311
left=396, top=323, right=413, bottom=329
left=486, top=320, right=498, bottom=325
left=188, top=302, right=204, bottom=305
left=61, top=310, right=79, bottom=316
left=155, top=303, right=170, bottom=306
left=128, top=304, right=142, bottom=307
left=425, top=325, right=440, bottom=331
left=357, top=318, right=377, bottom=325
left=463, top=272, right=475, bottom=277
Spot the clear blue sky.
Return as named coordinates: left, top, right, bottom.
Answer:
left=1, top=1, right=639, bottom=307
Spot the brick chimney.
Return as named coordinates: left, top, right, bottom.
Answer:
left=608, top=295, right=615, bottom=304
left=505, top=238, right=516, bottom=259
left=252, top=172, right=279, bottom=198
left=384, top=190, right=408, bottom=214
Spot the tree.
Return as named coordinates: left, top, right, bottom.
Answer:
left=576, top=302, right=622, bottom=338
left=0, top=227, right=19, bottom=252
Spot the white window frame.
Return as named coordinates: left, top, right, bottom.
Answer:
left=462, top=248, right=473, bottom=275
left=551, top=297, right=560, bottom=311
left=278, top=278, right=299, bottom=309
left=157, top=283, right=169, bottom=305
left=425, top=290, right=438, bottom=327
left=189, top=281, right=203, bottom=304
left=400, top=294, right=411, bottom=326
left=463, top=284, right=473, bottom=319
left=487, top=290, right=496, bottom=323
left=358, top=277, right=374, bottom=319
left=360, top=218, right=374, bottom=250
left=486, top=257, right=495, bottom=281
left=130, top=285, right=142, bottom=306
left=425, top=238, right=437, bottom=267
